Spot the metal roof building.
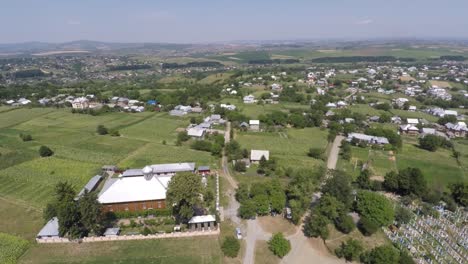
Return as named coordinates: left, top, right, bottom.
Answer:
left=37, top=217, right=60, bottom=238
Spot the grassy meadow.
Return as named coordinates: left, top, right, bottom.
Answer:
left=235, top=127, right=328, bottom=171
left=19, top=237, right=222, bottom=264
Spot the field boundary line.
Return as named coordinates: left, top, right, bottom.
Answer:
left=0, top=195, right=41, bottom=212
left=112, top=112, right=159, bottom=131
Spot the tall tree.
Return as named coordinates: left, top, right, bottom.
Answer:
left=166, top=172, right=203, bottom=223
left=78, top=190, right=104, bottom=235
left=322, top=170, right=353, bottom=208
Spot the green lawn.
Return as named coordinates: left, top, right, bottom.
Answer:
left=396, top=143, right=466, bottom=190
left=19, top=237, right=222, bottom=264
left=236, top=127, right=328, bottom=170
left=336, top=145, right=397, bottom=180
left=0, top=198, right=43, bottom=241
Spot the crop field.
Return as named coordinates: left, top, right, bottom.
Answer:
left=236, top=127, right=328, bottom=170
left=0, top=233, right=30, bottom=264
left=118, top=142, right=218, bottom=169
left=0, top=157, right=100, bottom=208
left=19, top=237, right=222, bottom=264
left=0, top=107, right=215, bottom=216
left=120, top=113, right=188, bottom=143
left=0, top=108, right=54, bottom=129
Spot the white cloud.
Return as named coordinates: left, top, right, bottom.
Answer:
left=356, top=19, right=373, bottom=25
left=67, top=20, right=81, bottom=25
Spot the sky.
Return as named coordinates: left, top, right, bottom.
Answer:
left=1, top=0, right=468, bottom=43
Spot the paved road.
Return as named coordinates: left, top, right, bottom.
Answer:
left=327, top=135, right=345, bottom=170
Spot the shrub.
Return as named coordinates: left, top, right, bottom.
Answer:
left=39, top=146, right=54, bottom=157
left=234, top=161, right=247, bottom=172
left=221, top=236, right=240, bottom=258
left=96, top=125, right=108, bottom=135
left=334, top=213, right=355, bottom=234
left=19, top=133, right=32, bottom=141
left=335, top=239, right=363, bottom=262
left=358, top=216, right=379, bottom=236
left=109, top=129, right=120, bottom=137
left=268, top=233, right=291, bottom=258
left=308, top=148, right=325, bottom=160
left=142, top=227, right=152, bottom=236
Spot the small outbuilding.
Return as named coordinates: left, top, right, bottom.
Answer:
left=37, top=217, right=60, bottom=239
left=103, top=227, right=120, bottom=237
left=198, top=166, right=211, bottom=176
left=188, top=215, right=217, bottom=231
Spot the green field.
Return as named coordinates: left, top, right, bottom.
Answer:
left=19, top=237, right=222, bottom=264
left=0, top=107, right=219, bottom=227
left=0, top=233, right=30, bottom=264
left=236, top=127, right=328, bottom=170
left=396, top=142, right=466, bottom=190
left=336, top=146, right=396, bottom=179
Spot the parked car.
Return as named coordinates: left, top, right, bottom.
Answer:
left=235, top=227, right=242, bottom=239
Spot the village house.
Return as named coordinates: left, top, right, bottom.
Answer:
left=220, top=104, right=236, bottom=111
left=187, top=127, right=206, bottom=139
left=445, top=122, right=467, bottom=138
left=249, top=120, right=260, bottom=131
left=243, top=94, right=256, bottom=104
left=72, top=97, right=89, bottom=109
left=250, top=150, right=270, bottom=163
left=399, top=124, right=419, bottom=135
left=407, top=118, right=419, bottom=125
left=271, top=83, right=283, bottom=91
left=170, top=105, right=192, bottom=116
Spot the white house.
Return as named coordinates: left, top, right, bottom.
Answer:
left=407, top=118, right=419, bottom=125
left=243, top=95, right=256, bottom=104
left=250, top=150, right=270, bottom=163
left=249, top=120, right=260, bottom=131
left=72, top=97, right=89, bottom=109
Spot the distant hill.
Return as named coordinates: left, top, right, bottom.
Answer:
left=0, top=40, right=194, bottom=55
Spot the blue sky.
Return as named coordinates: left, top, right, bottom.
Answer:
left=1, top=0, right=467, bottom=43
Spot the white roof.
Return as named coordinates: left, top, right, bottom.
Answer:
left=188, top=215, right=216, bottom=224
left=251, top=150, right=270, bottom=161
left=37, top=217, right=60, bottom=238
left=407, top=118, right=419, bottom=124
left=444, top=110, right=458, bottom=116
left=187, top=127, right=205, bottom=137
left=98, top=175, right=172, bottom=204
left=249, top=120, right=260, bottom=125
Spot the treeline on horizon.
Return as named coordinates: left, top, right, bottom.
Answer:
left=311, top=55, right=466, bottom=63
left=108, top=64, right=152, bottom=71
left=248, top=59, right=300, bottom=65
left=162, top=61, right=224, bottom=69
left=311, top=56, right=416, bottom=63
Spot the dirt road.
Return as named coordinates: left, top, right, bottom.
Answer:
left=327, top=135, right=345, bottom=170
left=281, top=225, right=345, bottom=264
